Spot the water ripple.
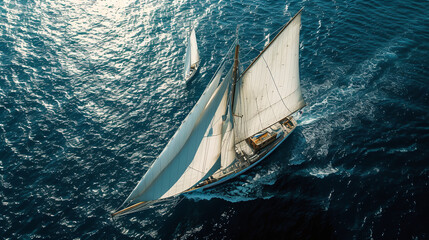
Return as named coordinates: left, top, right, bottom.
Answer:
left=0, top=0, right=428, bottom=239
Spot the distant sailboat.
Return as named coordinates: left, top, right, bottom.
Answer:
left=112, top=8, right=306, bottom=217
left=184, top=27, right=200, bottom=81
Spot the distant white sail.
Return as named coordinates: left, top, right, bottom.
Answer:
left=123, top=63, right=226, bottom=205
left=190, top=28, right=200, bottom=67
left=233, top=11, right=305, bottom=143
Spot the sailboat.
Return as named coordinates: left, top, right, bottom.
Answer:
left=112, top=8, right=306, bottom=217
left=184, top=26, right=200, bottom=81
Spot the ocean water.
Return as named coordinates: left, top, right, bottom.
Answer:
left=1, top=0, right=428, bottom=239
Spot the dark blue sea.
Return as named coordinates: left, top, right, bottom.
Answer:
left=1, top=0, right=428, bottom=239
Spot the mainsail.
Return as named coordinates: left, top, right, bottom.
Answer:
left=233, top=10, right=305, bottom=143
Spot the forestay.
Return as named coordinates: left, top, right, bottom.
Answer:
left=233, top=10, right=305, bottom=143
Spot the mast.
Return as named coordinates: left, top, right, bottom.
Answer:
left=230, top=44, right=240, bottom=110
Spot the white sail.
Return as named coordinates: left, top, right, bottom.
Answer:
left=123, top=63, right=226, bottom=205
left=183, top=38, right=191, bottom=78
left=125, top=70, right=231, bottom=203
left=190, top=28, right=200, bottom=67
left=233, top=10, right=305, bottom=143
left=159, top=70, right=231, bottom=199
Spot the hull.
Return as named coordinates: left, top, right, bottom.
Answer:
left=195, top=127, right=295, bottom=191
left=188, top=116, right=297, bottom=192
left=185, top=62, right=200, bottom=82
left=112, top=117, right=298, bottom=217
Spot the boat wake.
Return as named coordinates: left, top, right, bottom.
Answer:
left=184, top=165, right=281, bottom=203
left=308, top=163, right=339, bottom=179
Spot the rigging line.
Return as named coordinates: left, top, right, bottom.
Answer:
left=245, top=87, right=302, bottom=122
left=248, top=77, right=265, bottom=136
left=240, top=58, right=254, bottom=66
left=206, top=38, right=237, bottom=87
left=188, top=165, right=206, bottom=175
left=240, top=23, right=287, bottom=61
left=239, top=8, right=303, bottom=81
left=263, top=64, right=280, bottom=122
left=261, top=55, right=292, bottom=113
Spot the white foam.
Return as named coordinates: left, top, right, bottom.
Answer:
left=309, top=163, right=338, bottom=178
left=387, top=144, right=417, bottom=154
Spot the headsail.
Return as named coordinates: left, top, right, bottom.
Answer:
left=127, top=68, right=231, bottom=203
left=233, top=9, right=305, bottom=143
left=123, top=63, right=227, bottom=206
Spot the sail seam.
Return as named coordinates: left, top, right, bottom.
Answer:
left=261, top=55, right=292, bottom=114
left=247, top=87, right=301, bottom=120
left=252, top=82, right=264, bottom=138
left=188, top=165, right=205, bottom=175
left=240, top=23, right=288, bottom=63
